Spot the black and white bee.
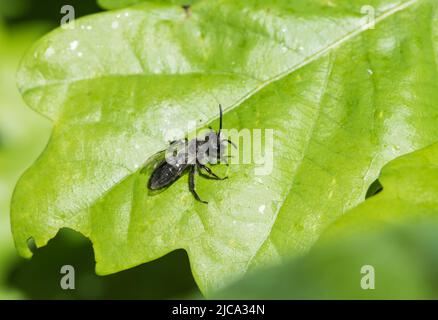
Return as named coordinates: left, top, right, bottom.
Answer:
left=142, top=105, right=234, bottom=204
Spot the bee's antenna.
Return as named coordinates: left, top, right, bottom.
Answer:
left=218, top=104, right=223, bottom=137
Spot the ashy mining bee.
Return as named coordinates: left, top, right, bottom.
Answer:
left=142, top=105, right=234, bottom=204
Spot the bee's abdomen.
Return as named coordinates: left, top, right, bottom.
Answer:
left=148, top=161, right=188, bottom=190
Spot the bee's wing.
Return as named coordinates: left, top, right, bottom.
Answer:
left=140, top=149, right=189, bottom=196
left=140, top=149, right=167, bottom=176
left=139, top=150, right=170, bottom=196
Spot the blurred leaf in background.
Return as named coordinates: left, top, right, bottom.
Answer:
left=0, top=0, right=30, bottom=20
left=0, top=6, right=52, bottom=299
left=216, top=221, right=438, bottom=299
left=216, top=143, right=438, bottom=299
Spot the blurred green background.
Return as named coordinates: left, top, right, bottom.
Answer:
left=0, top=0, right=200, bottom=300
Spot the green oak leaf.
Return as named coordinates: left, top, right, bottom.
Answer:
left=216, top=143, right=438, bottom=299
left=0, top=22, right=51, bottom=299
left=12, top=0, right=438, bottom=294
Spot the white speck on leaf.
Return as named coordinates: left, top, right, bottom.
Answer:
left=258, top=204, right=266, bottom=214
left=112, top=21, right=119, bottom=29
left=44, top=47, right=55, bottom=58
left=70, top=40, right=79, bottom=51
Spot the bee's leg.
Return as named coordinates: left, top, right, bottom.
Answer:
left=218, top=154, right=234, bottom=166
left=220, top=155, right=229, bottom=166
left=218, top=139, right=236, bottom=166
left=224, top=139, right=237, bottom=149
left=189, top=165, right=208, bottom=204
left=199, top=164, right=228, bottom=180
